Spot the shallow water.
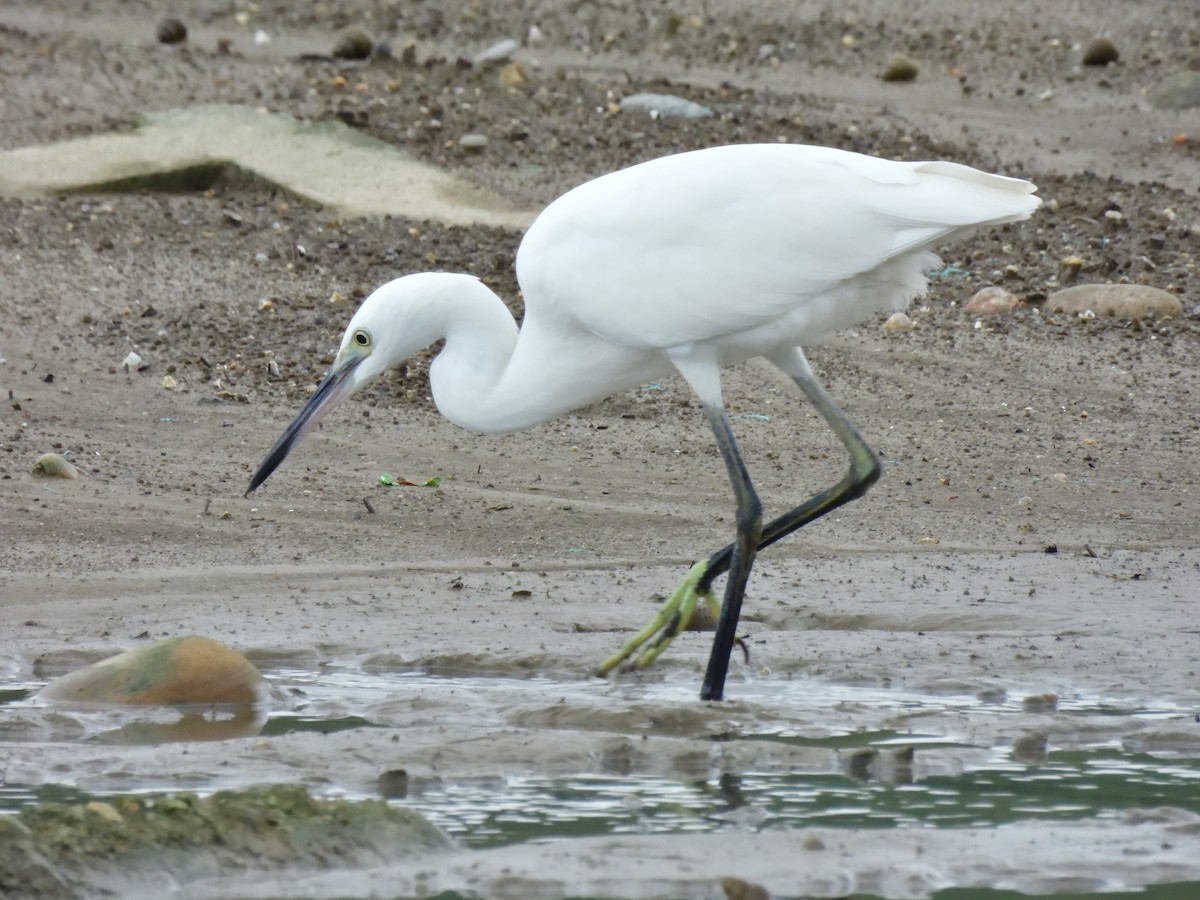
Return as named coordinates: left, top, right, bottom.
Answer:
left=4, top=668, right=1200, bottom=857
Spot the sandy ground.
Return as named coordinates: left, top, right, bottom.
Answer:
left=2, top=1, right=1200, bottom=897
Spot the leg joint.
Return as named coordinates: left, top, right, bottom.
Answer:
left=736, top=493, right=763, bottom=536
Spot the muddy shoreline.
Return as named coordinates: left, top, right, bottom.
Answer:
left=3, top=1, right=1200, bottom=897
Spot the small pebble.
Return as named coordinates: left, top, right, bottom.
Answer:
left=883, top=311, right=914, bottom=331
left=156, top=18, right=188, bottom=45
left=162, top=375, right=178, bottom=390
left=620, top=92, right=713, bottom=119
left=32, top=453, right=78, bottom=479
left=1022, top=693, right=1058, bottom=714
left=332, top=27, right=374, bottom=61
left=880, top=54, right=919, bottom=82
left=1081, top=37, right=1119, bottom=67
left=1058, top=255, right=1085, bottom=284
left=1012, top=730, right=1050, bottom=764
left=122, top=351, right=143, bottom=370
left=377, top=769, right=409, bottom=798
left=473, top=38, right=518, bottom=65
left=459, top=133, right=489, bottom=153
left=721, top=876, right=770, bottom=900
left=499, top=62, right=530, bottom=90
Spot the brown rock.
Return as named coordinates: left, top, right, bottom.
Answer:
left=880, top=54, right=919, bottom=82
left=1044, top=284, right=1182, bottom=319
left=1081, top=37, right=1119, bottom=67
left=1022, top=692, right=1059, bottom=713
left=156, top=18, right=187, bottom=45
left=722, top=876, right=771, bottom=900
left=332, top=27, right=374, bottom=61
left=40, top=635, right=264, bottom=706
left=965, top=286, right=1020, bottom=315
left=1012, top=730, right=1050, bottom=764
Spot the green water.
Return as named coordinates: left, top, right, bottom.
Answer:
left=4, top=746, right=1198, bottom=846
left=388, top=748, right=1200, bottom=846
left=3, top=669, right=1199, bottom=898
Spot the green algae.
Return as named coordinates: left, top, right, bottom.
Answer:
left=0, top=783, right=452, bottom=899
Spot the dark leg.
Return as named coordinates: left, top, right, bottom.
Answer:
left=699, top=405, right=763, bottom=701
left=594, top=347, right=879, bottom=695
left=698, top=347, right=881, bottom=592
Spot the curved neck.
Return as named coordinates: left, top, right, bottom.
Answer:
left=423, top=276, right=669, bottom=434
left=427, top=281, right=524, bottom=432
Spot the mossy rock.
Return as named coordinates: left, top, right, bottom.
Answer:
left=40, top=635, right=264, bottom=706
left=0, top=784, right=453, bottom=898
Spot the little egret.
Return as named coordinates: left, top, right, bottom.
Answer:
left=247, top=143, right=1039, bottom=701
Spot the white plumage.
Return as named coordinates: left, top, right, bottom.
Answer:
left=249, top=143, right=1039, bottom=700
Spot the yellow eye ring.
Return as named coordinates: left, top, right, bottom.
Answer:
left=352, top=329, right=371, bottom=347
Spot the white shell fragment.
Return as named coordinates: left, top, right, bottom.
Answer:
left=620, top=93, right=713, bottom=119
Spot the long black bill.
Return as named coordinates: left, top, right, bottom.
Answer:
left=245, top=356, right=365, bottom=496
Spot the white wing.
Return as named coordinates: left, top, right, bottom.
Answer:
left=516, top=144, right=1038, bottom=350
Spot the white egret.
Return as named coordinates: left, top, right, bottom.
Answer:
left=247, top=143, right=1039, bottom=701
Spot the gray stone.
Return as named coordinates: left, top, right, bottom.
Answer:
left=1044, top=284, right=1182, bottom=319
left=620, top=93, right=713, bottom=119
left=458, top=133, right=489, bottom=153
left=1147, top=71, right=1200, bottom=110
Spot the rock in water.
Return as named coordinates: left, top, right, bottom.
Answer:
left=0, top=785, right=452, bottom=899
left=40, top=635, right=265, bottom=706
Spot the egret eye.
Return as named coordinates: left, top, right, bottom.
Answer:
left=352, top=329, right=371, bottom=348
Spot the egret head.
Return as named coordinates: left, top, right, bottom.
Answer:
left=245, top=274, right=455, bottom=495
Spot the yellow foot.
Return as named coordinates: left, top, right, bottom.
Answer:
left=594, top=559, right=721, bottom=676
